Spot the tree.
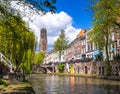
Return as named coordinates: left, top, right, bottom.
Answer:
left=0, top=0, right=19, bottom=21
left=89, top=0, right=120, bottom=76
left=0, top=13, right=36, bottom=81
left=24, top=0, right=56, bottom=13
left=53, top=30, right=69, bottom=62
left=0, top=0, right=56, bottom=63
left=19, top=49, right=34, bottom=74
left=34, top=51, right=45, bottom=64
left=0, top=15, right=36, bottom=68
left=0, top=0, right=56, bottom=81
left=58, top=63, right=65, bottom=73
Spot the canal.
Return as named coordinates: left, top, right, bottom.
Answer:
left=30, top=74, right=120, bottom=94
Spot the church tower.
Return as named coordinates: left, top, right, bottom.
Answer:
left=40, top=28, right=47, bottom=52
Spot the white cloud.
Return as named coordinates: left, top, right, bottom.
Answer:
left=30, top=12, right=81, bottom=51
left=65, top=25, right=81, bottom=43
left=11, top=1, right=81, bottom=51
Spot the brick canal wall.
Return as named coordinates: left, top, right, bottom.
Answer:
left=74, top=61, right=120, bottom=76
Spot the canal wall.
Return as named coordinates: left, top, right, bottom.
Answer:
left=32, top=61, right=120, bottom=77
left=70, top=61, right=120, bottom=76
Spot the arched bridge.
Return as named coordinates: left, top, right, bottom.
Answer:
left=32, top=64, right=55, bottom=74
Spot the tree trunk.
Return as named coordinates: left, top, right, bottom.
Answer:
left=105, top=35, right=111, bottom=76
left=59, top=51, right=61, bottom=63
left=0, top=65, right=2, bottom=74
left=22, top=62, right=25, bottom=82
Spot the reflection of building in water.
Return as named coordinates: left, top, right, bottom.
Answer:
left=70, top=76, right=75, bottom=85
left=69, top=76, right=75, bottom=93
left=40, top=28, right=47, bottom=53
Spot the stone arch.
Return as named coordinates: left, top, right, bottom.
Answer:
left=46, top=67, right=53, bottom=72
left=39, top=67, right=47, bottom=74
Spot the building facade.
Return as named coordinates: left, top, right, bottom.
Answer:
left=44, top=29, right=120, bottom=75
left=64, top=29, right=86, bottom=62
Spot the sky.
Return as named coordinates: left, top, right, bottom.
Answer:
left=11, top=0, right=93, bottom=52
left=56, top=0, right=92, bottom=29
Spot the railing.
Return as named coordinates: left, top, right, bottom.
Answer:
left=0, top=52, right=13, bottom=72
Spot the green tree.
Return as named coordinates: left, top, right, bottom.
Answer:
left=53, top=30, right=69, bottom=62
left=0, top=0, right=56, bottom=66
left=24, top=0, right=56, bottom=13
left=89, top=0, right=120, bottom=76
left=34, top=51, right=45, bottom=64
left=19, top=49, right=34, bottom=74
left=0, top=14, right=36, bottom=81
left=0, top=0, right=57, bottom=81
left=0, top=15, right=35, bottom=66
left=58, top=63, right=65, bottom=73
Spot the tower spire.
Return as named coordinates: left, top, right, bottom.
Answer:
left=40, top=28, right=47, bottom=53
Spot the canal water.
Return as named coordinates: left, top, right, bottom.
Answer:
left=30, top=74, right=120, bottom=94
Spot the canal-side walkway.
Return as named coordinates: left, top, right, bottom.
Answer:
left=0, top=75, right=35, bottom=94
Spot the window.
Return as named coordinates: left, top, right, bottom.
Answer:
left=88, top=43, right=90, bottom=51
left=118, top=39, right=120, bottom=46
left=119, top=39, right=120, bottom=46
left=117, top=30, right=120, bottom=35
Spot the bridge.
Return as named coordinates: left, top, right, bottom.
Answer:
left=0, top=52, right=13, bottom=73
left=32, top=64, right=55, bottom=74
left=0, top=52, right=55, bottom=74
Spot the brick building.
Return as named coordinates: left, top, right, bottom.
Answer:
left=40, top=28, right=47, bottom=53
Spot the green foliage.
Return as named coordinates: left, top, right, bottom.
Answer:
left=0, top=0, right=56, bottom=77
left=53, top=30, right=69, bottom=62
left=0, top=5, right=36, bottom=73
left=0, top=79, right=6, bottom=86
left=54, top=30, right=69, bottom=51
left=34, top=51, right=45, bottom=64
left=19, top=49, right=34, bottom=74
left=16, top=0, right=57, bottom=13
left=70, top=64, right=73, bottom=68
left=89, top=0, right=120, bottom=42
left=58, top=63, right=65, bottom=73
left=0, top=0, right=56, bottom=74
left=89, top=0, right=120, bottom=76
left=0, top=0, right=19, bottom=23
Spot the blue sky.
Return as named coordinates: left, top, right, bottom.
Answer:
left=12, top=0, right=93, bottom=52
left=25, top=0, right=93, bottom=29
left=56, top=0, right=93, bottom=29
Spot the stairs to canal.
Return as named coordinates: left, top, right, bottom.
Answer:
left=0, top=52, right=13, bottom=73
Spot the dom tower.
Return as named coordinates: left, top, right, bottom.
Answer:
left=40, top=28, right=47, bottom=53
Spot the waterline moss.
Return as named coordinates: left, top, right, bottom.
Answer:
left=0, top=79, right=35, bottom=93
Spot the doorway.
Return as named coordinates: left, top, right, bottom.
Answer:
left=85, top=66, right=88, bottom=74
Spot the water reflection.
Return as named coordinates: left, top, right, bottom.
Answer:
left=30, top=74, right=120, bottom=94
